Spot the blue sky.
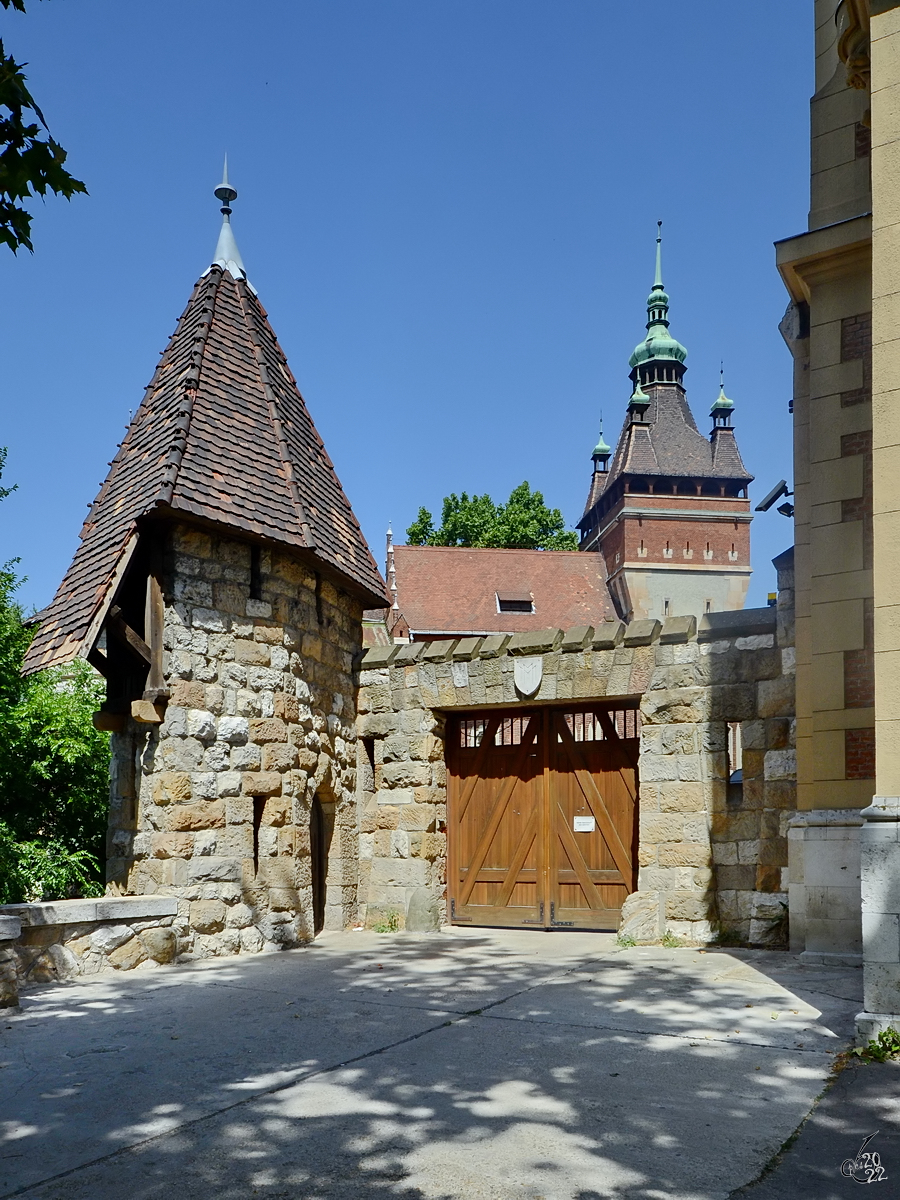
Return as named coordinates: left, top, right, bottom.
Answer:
left=1, top=0, right=810, bottom=612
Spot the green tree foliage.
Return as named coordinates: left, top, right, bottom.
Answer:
left=0, top=0, right=87, bottom=253
left=0, top=452, right=108, bottom=901
left=406, top=482, right=579, bottom=550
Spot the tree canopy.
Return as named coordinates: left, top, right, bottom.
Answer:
left=406, top=482, right=579, bottom=550
left=0, top=0, right=86, bottom=253
left=0, top=450, right=108, bottom=902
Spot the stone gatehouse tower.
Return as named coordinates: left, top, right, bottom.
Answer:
left=23, top=173, right=387, bottom=956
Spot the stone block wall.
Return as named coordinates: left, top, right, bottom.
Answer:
left=106, top=523, right=364, bottom=959
left=0, top=897, right=179, bottom=986
left=358, top=601, right=796, bottom=946
left=0, top=916, right=21, bottom=1008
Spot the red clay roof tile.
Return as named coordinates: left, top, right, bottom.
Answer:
left=24, top=266, right=386, bottom=674
left=390, top=545, right=616, bottom=637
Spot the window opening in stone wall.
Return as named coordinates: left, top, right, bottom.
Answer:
left=359, top=736, right=376, bottom=792
left=705, top=599, right=712, bottom=613
left=249, top=545, right=262, bottom=600
left=727, top=723, right=743, bottom=806
left=663, top=598, right=670, bottom=617
left=252, top=796, right=267, bottom=875
left=310, top=795, right=333, bottom=935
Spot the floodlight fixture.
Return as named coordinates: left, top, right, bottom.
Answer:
left=755, top=480, right=793, bottom=513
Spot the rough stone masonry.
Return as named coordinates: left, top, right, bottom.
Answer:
left=104, top=523, right=364, bottom=960
left=356, top=557, right=795, bottom=945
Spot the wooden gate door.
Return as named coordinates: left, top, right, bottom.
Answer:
left=447, top=705, right=639, bottom=930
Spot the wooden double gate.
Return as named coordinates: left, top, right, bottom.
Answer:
left=447, top=704, right=640, bottom=930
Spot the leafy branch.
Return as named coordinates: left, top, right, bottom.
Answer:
left=0, top=0, right=87, bottom=253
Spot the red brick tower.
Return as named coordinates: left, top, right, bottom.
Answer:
left=578, top=227, right=754, bottom=621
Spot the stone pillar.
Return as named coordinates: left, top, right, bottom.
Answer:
left=787, top=810, right=863, bottom=964
left=857, top=797, right=900, bottom=1040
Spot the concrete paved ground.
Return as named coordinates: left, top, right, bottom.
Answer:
left=0, top=928, right=863, bottom=1200
left=735, top=1057, right=900, bottom=1199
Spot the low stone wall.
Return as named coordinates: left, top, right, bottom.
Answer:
left=0, top=896, right=178, bottom=986
left=0, top=916, right=21, bottom=1007
left=358, top=603, right=795, bottom=944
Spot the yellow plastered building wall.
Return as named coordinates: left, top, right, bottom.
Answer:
left=871, top=4, right=900, bottom=797
left=778, top=0, right=874, bottom=819
left=775, top=0, right=889, bottom=964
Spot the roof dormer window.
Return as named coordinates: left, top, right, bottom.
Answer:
left=496, top=591, right=534, bottom=614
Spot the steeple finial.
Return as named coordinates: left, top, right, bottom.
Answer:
left=627, top=220, right=687, bottom=382
left=212, top=155, right=246, bottom=278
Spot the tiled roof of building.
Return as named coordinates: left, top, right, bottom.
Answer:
left=391, top=545, right=617, bottom=636
left=25, top=262, right=386, bottom=674
left=580, top=383, right=754, bottom=524
left=607, top=384, right=753, bottom=486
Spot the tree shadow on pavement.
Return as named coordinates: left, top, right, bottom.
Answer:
left=0, top=932, right=866, bottom=1200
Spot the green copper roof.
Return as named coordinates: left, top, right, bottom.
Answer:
left=627, top=374, right=649, bottom=412
left=711, top=381, right=734, bottom=414
left=592, top=422, right=611, bottom=457
left=628, top=223, right=688, bottom=370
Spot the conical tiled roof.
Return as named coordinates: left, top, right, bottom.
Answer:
left=25, top=262, right=387, bottom=674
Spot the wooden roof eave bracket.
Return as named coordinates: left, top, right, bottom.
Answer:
left=77, top=530, right=141, bottom=671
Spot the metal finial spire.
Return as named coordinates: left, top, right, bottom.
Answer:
left=212, top=154, right=245, bottom=277
left=214, top=154, right=238, bottom=213
left=654, top=221, right=663, bottom=288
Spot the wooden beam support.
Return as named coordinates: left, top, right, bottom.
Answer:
left=142, top=572, right=169, bottom=702
left=92, top=710, right=126, bottom=733
left=86, top=647, right=109, bottom=678
left=107, top=606, right=151, bottom=665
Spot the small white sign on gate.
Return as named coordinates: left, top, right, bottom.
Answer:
left=513, top=655, right=543, bottom=697
left=573, top=815, right=596, bottom=833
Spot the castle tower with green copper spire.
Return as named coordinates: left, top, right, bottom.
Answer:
left=578, top=226, right=754, bottom=622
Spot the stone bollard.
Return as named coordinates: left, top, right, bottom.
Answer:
left=405, top=888, right=442, bottom=933
left=856, top=796, right=900, bottom=1043
left=0, top=915, right=22, bottom=1010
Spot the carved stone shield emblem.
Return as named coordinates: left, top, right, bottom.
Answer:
left=514, top=655, right=543, bottom=697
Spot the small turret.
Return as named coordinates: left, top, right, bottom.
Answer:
left=627, top=374, right=650, bottom=420
left=591, top=420, right=611, bottom=473
left=710, top=368, right=735, bottom=431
